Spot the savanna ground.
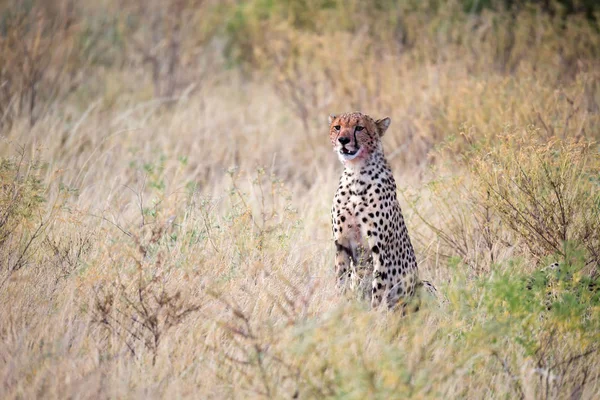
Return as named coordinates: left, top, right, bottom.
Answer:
left=1, top=0, right=600, bottom=398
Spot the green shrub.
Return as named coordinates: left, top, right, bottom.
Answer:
left=0, top=152, right=46, bottom=280
left=419, top=128, right=600, bottom=275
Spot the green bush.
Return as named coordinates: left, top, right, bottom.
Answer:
left=0, top=152, right=46, bottom=283
left=418, top=127, right=600, bottom=276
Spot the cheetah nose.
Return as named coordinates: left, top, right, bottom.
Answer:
left=338, top=137, right=350, bottom=145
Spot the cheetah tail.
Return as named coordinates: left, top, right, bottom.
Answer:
left=418, top=279, right=438, bottom=297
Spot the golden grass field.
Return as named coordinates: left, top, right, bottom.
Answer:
left=1, top=0, right=600, bottom=398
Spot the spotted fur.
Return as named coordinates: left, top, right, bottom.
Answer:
left=329, top=111, right=426, bottom=310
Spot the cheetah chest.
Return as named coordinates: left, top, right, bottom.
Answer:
left=344, top=194, right=371, bottom=262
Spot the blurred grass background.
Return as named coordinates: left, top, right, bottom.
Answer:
left=0, top=0, right=599, bottom=398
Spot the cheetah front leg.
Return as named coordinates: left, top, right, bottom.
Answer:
left=367, top=237, right=388, bottom=309
left=334, top=238, right=355, bottom=290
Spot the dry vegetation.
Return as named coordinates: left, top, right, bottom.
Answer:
left=1, top=0, right=600, bottom=398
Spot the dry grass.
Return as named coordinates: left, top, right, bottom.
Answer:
left=0, top=0, right=599, bottom=398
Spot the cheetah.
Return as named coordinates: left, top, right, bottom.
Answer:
left=329, top=111, right=431, bottom=310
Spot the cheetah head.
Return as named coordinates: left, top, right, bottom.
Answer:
left=328, top=112, right=391, bottom=164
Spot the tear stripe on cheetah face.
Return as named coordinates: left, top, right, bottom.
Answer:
left=329, top=111, right=430, bottom=310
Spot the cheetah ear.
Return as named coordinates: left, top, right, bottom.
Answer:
left=328, top=114, right=336, bottom=125
left=375, top=117, right=391, bottom=136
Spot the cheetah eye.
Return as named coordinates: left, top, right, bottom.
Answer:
left=334, top=125, right=341, bottom=131
left=355, top=126, right=364, bottom=132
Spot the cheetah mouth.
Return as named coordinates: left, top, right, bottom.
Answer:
left=339, top=146, right=361, bottom=160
